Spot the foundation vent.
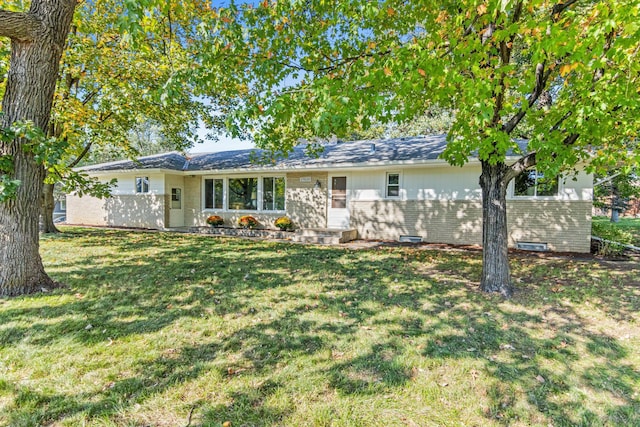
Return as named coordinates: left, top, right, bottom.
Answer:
left=516, top=242, right=548, bottom=252
left=399, top=235, right=423, bottom=243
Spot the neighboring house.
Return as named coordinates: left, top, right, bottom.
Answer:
left=67, top=135, right=593, bottom=252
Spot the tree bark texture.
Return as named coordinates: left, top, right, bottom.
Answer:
left=0, top=0, right=76, bottom=296
left=41, top=182, right=60, bottom=233
left=479, top=161, right=513, bottom=297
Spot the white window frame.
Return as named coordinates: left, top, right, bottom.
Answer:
left=204, top=178, right=225, bottom=210
left=262, top=176, right=286, bottom=211
left=227, top=176, right=259, bottom=211
left=385, top=172, right=401, bottom=199
left=202, top=175, right=286, bottom=213
left=510, top=169, right=561, bottom=199
left=135, top=176, right=149, bottom=194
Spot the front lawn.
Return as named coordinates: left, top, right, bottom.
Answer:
left=1, top=228, right=639, bottom=426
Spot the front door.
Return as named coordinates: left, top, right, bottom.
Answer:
left=169, top=187, right=184, bottom=227
left=327, top=175, right=350, bottom=228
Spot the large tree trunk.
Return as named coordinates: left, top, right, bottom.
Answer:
left=0, top=0, right=76, bottom=296
left=479, top=161, right=513, bottom=297
left=41, top=182, right=60, bottom=234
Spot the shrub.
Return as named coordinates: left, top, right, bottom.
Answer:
left=238, top=215, right=259, bottom=229
left=206, top=215, right=224, bottom=227
left=274, top=216, right=294, bottom=231
left=592, top=221, right=634, bottom=256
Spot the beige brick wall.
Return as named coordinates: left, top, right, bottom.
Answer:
left=183, top=176, right=201, bottom=226
left=286, top=172, right=328, bottom=229
left=67, top=194, right=166, bottom=229
left=351, top=199, right=592, bottom=253
left=507, top=200, right=592, bottom=253
left=67, top=195, right=108, bottom=226
left=351, top=200, right=483, bottom=244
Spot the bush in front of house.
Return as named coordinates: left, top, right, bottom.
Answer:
left=274, top=216, right=294, bottom=231
left=206, top=215, right=224, bottom=227
left=238, top=215, right=259, bottom=229
left=592, top=221, right=634, bottom=256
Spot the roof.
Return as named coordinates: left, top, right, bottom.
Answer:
left=79, top=152, right=189, bottom=172
left=78, top=135, right=528, bottom=173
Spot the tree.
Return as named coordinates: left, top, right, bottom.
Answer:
left=37, top=0, right=215, bottom=233
left=594, top=168, right=640, bottom=222
left=0, top=0, right=223, bottom=295
left=0, top=0, right=77, bottom=295
left=210, top=0, right=640, bottom=296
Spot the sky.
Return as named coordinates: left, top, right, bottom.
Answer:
left=190, top=129, right=256, bottom=153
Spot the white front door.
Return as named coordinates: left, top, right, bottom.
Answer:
left=169, top=187, right=184, bottom=227
left=327, top=175, right=350, bottom=228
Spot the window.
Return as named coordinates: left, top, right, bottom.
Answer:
left=135, top=176, right=149, bottom=193
left=331, top=176, right=347, bottom=208
left=263, top=177, right=285, bottom=210
left=204, top=178, right=224, bottom=209
left=58, top=199, right=67, bottom=211
left=514, top=170, right=558, bottom=197
left=228, top=177, right=258, bottom=210
left=204, top=176, right=287, bottom=211
left=386, top=173, right=400, bottom=198
left=171, top=188, right=181, bottom=209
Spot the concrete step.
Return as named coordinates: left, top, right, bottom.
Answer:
left=295, top=235, right=342, bottom=245
left=294, top=228, right=357, bottom=244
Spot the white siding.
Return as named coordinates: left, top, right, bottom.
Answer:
left=350, top=165, right=591, bottom=202
left=350, top=166, right=482, bottom=201
left=108, top=173, right=165, bottom=195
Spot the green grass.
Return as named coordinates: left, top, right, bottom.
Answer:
left=1, top=227, right=639, bottom=427
left=592, top=216, right=640, bottom=246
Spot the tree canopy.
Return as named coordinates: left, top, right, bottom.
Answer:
left=0, top=0, right=227, bottom=294
left=207, top=0, right=640, bottom=295
left=212, top=0, right=639, bottom=165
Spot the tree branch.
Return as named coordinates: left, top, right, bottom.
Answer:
left=552, top=0, right=579, bottom=20
left=270, top=49, right=393, bottom=74
left=549, top=110, right=573, bottom=133
left=506, top=151, right=537, bottom=182
left=0, top=9, right=42, bottom=41
left=67, top=140, right=92, bottom=168
left=502, top=61, right=552, bottom=134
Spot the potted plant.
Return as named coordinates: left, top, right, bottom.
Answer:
left=206, top=215, right=224, bottom=227
left=238, top=215, right=259, bottom=229
left=274, top=216, right=294, bottom=231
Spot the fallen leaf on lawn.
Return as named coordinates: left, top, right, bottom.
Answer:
left=536, top=375, right=545, bottom=383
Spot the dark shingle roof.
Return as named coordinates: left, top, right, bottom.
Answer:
left=78, top=135, right=529, bottom=173
left=79, top=152, right=189, bottom=172
left=185, top=135, right=448, bottom=171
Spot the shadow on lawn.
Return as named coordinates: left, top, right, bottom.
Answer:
left=2, top=230, right=639, bottom=426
